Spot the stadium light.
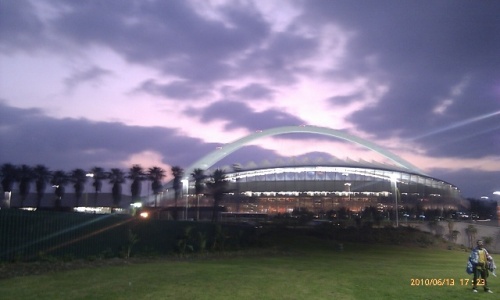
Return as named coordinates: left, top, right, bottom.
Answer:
left=390, top=175, right=399, bottom=228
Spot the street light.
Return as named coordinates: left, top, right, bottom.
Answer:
left=344, top=183, right=351, bottom=202
left=182, top=179, right=189, bottom=220
left=84, top=173, right=94, bottom=207
left=494, top=191, right=500, bottom=227
left=390, top=175, right=399, bottom=228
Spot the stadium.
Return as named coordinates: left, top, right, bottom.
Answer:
left=178, top=126, right=467, bottom=219
left=1, top=125, right=466, bottom=220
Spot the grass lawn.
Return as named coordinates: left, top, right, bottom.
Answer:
left=0, top=236, right=498, bottom=300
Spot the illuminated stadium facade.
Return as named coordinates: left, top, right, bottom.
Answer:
left=208, top=164, right=464, bottom=215
left=181, top=126, right=466, bottom=216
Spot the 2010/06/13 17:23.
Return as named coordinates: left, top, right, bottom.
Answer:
left=410, top=278, right=485, bottom=286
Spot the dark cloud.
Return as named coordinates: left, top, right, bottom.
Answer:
left=0, top=0, right=45, bottom=53
left=300, top=0, right=500, bottom=159
left=431, top=168, right=500, bottom=198
left=0, top=102, right=213, bottom=171
left=64, top=66, right=113, bottom=91
left=11, top=1, right=320, bottom=86
left=231, top=83, right=275, bottom=100
left=235, top=30, right=318, bottom=84
left=134, top=79, right=210, bottom=100
left=213, top=145, right=285, bottom=170
left=51, top=0, right=270, bottom=83
left=327, top=93, right=363, bottom=106
left=192, top=100, right=305, bottom=131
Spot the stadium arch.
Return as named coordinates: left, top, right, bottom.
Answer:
left=163, top=125, right=465, bottom=220
left=184, top=125, right=424, bottom=180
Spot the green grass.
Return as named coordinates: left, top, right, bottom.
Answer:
left=0, top=238, right=498, bottom=300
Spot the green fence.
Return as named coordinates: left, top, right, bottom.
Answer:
left=0, top=209, right=257, bottom=262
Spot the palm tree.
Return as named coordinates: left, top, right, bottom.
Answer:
left=206, top=169, right=228, bottom=223
left=69, top=168, right=88, bottom=207
left=1, top=163, right=18, bottom=208
left=171, top=166, right=184, bottom=220
left=147, top=167, right=166, bottom=207
left=109, top=168, right=126, bottom=210
left=51, top=170, right=69, bottom=209
left=33, top=164, right=51, bottom=209
left=90, top=167, right=107, bottom=206
left=128, top=165, right=145, bottom=203
left=17, top=164, right=34, bottom=207
left=191, top=168, right=205, bottom=220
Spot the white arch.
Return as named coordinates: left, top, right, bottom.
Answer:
left=184, top=125, right=423, bottom=179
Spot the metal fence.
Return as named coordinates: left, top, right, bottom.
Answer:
left=0, top=209, right=257, bottom=262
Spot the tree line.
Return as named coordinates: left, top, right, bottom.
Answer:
left=0, top=163, right=228, bottom=222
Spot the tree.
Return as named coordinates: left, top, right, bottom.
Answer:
left=361, top=206, right=383, bottom=226
left=191, top=168, right=205, bottom=221
left=33, top=165, right=51, bottom=209
left=128, top=165, right=145, bottom=203
left=465, top=225, right=478, bottom=249
left=109, top=168, right=126, bottom=210
left=90, top=167, right=107, bottom=206
left=70, top=168, right=88, bottom=207
left=468, top=197, right=497, bottom=220
left=171, top=166, right=184, bottom=220
left=17, top=164, right=33, bottom=207
left=337, top=206, right=352, bottom=220
left=206, top=169, right=228, bottom=223
left=1, top=163, right=17, bottom=208
left=447, top=220, right=455, bottom=241
left=147, top=166, right=166, bottom=207
left=51, top=170, right=69, bottom=209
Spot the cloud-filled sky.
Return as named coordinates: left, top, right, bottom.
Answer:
left=1, top=0, right=499, bottom=198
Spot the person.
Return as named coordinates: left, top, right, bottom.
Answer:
left=467, top=240, right=494, bottom=293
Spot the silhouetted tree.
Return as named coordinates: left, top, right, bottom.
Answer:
left=128, top=165, right=145, bottom=203
left=361, top=206, right=383, bottom=226
left=90, top=167, right=107, bottom=206
left=468, top=197, right=497, bottom=219
left=148, top=166, right=166, bottom=207
left=109, top=168, right=126, bottom=210
left=206, top=169, right=227, bottom=223
left=33, top=164, right=51, bottom=208
left=70, top=168, right=88, bottom=207
left=337, top=206, right=352, bottom=220
left=17, top=164, right=33, bottom=207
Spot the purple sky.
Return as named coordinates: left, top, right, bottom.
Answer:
left=1, top=0, right=499, bottom=199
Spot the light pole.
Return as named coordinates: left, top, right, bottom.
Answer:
left=182, top=179, right=189, bottom=220
left=85, top=173, right=94, bottom=208
left=233, top=164, right=242, bottom=212
left=344, top=183, right=351, bottom=202
left=494, top=191, right=500, bottom=227
left=390, top=175, right=399, bottom=228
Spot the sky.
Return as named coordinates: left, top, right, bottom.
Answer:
left=1, top=0, right=499, bottom=199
